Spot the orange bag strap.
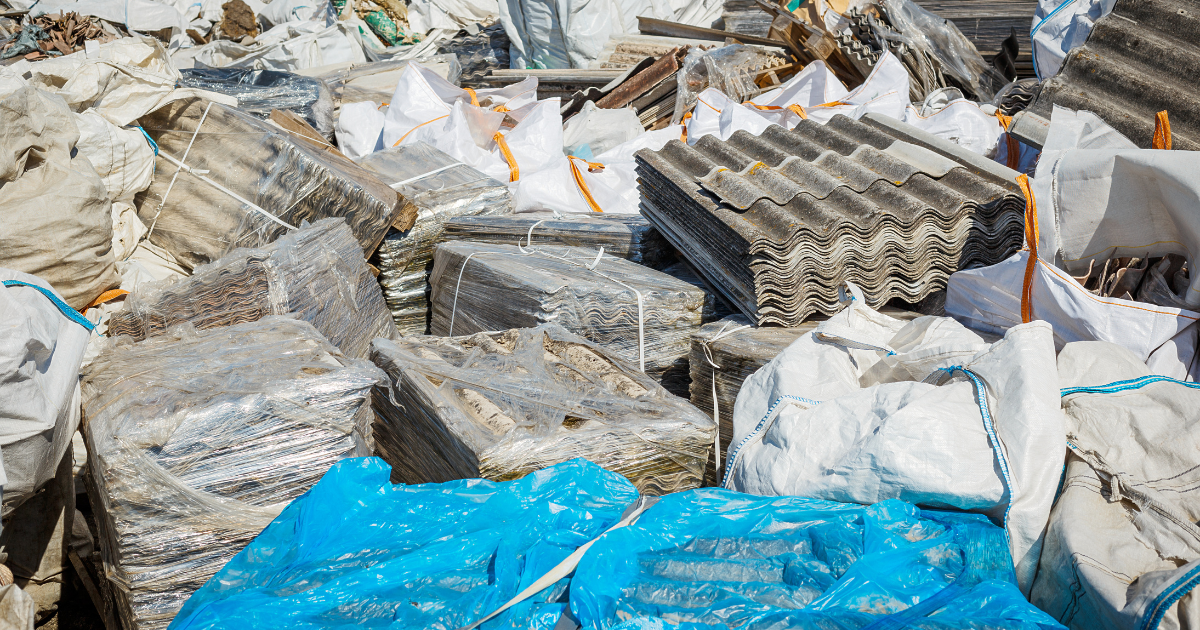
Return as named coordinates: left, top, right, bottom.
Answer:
left=494, top=104, right=509, bottom=113
left=81, top=289, right=129, bottom=312
left=1018, top=173, right=1040, bottom=323
left=995, top=112, right=1021, bottom=170
left=568, top=156, right=606, bottom=213
left=494, top=132, right=519, bottom=182
left=464, top=88, right=480, bottom=107
left=787, top=104, right=807, bottom=120
left=1153, top=110, right=1172, bottom=150
left=680, top=111, right=693, bottom=142
left=393, top=115, right=450, bottom=147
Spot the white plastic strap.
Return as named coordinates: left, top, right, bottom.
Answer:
left=699, top=321, right=751, bottom=478
left=389, top=161, right=467, bottom=190
left=517, top=220, right=546, bottom=254
left=457, top=496, right=658, bottom=630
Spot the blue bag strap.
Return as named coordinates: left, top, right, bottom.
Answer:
left=3, top=280, right=96, bottom=332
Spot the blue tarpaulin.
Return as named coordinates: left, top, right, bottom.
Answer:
left=170, top=458, right=1063, bottom=630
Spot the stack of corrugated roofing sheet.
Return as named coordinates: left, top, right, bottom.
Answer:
left=635, top=114, right=1025, bottom=326
left=722, top=0, right=774, bottom=37
left=1025, top=0, right=1200, bottom=149
left=358, top=143, right=512, bottom=335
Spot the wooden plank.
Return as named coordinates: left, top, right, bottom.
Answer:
left=636, top=16, right=790, bottom=48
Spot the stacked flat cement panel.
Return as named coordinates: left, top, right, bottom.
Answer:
left=1027, top=0, right=1200, bottom=149
left=635, top=115, right=1024, bottom=326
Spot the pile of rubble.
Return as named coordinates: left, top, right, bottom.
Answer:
left=2, top=0, right=1199, bottom=627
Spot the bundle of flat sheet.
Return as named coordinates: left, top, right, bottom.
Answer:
left=135, top=97, right=412, bottom=271
left=107, top=219, right=395, bottom=359
left=637, top=115, right=1025, bottom=325
left=428, top=241, right=707, bottom=395
left=357, top=143, right=512, bottom=334
left=81, top=317, right=383, bottom=630
left=370, top=325, right=714, bottom=495
left=441, top=212, right=674, bottom=268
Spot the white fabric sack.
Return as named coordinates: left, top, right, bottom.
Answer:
left=335, top=101, right=387, bottom=159
left=1032, top=341, right=1200, bottom=629
left=500, top=0, right=719, bottom=69
left=176, top=22, right=366, bottom=73
left=259, top=0, right=329, bottom=27
left=73, top=110, right=156, bottom=201
left=946, top=251, right=1200, bottom=368
left=1029, top=106, right=1200, bottom=307
left=4, top=37, right=232, bottom=126
left=726, top=284, right=1066, bottom=593
left=379, top=62, right=537, bottom=149
left=900, top=97, right=1003, bottom=156
left=684, top=53, right=909, bottom=144
left=1031, top=0, right=1116, bottom=79
left=562, top=101, right=644, bottom=158
left=408, top=0, right=500, bottom=32
left=513, top=126, right=678, bottom=215
left=0, top=270, right=91, bottom=513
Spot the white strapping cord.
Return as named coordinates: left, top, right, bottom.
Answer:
left=456, top=496, right=658, bottom=630
left=448, top=244, right=647, bottom=372
left=388, top=161, right=468, bottom=190
left=698, top=321, right=750, bottom=479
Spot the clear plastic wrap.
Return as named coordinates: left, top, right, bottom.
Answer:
left=427, top=242, right=708, bottom=395
left=441, top=212, right=676, bottom=269
left=80, top=317, right=385, bottom=630
left=134, top=97, right=409, bottom=271
left=106, top=218, right=395, bottom=359
left=873, top=0, right=1008, bottom=101
left=317, top=53, right=462, bottom=110
left=671, top=45, right=786, bottom=124
left=571, top=492, right=1066, bottom=629
left=169, top=458, right=639, bottom=630
left=370, top=325, right=715, bottom=495
left=176, top=68, right=335, bottom=139
left=357, top=142, right=513, bottom=334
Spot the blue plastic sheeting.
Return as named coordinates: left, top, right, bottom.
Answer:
left=571, top=490, right=1066, bottom=630
left=169, top=457, right=639, bottom=630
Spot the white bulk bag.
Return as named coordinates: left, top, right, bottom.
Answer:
left=0, top=270, right=92, bottom=513
left=726, top=284, right=1066, bottom=593
left=1033, top=340, right=1200, bottom=628
left=1030, top=0, right=1116, bottom=79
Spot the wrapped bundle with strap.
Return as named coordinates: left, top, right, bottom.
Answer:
left=370, top=325, right=715, bottom=495
left=106, top=218, right=394, bottom=359
left=441, top=212, right=674, bottom=269
left=134, top=97, right=414, bottom=271
left=357, top=142, right=512, bottom=335
left=428, top=241, right=707, bottom=395
left=81, top=317, right=384, bottom=630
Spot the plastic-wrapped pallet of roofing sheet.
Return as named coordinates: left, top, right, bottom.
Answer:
left=690, top=308, right=925, bottom=484
left=428, top=241, right=707, bottom=395
left=167, top=458, right=640, bottom=630
left=357, top=142, right=512, bottom=335
left=176, top=68, right=335, bottom=139
left=81, top=317, right=384, bottom=630
left=134, top=97, right=413, bottom=271
left=106, top=218, right=395, bottom=359
left=369, top=325, right=715, bottom=495
left=441, top=212, right=675, bottom=269
left=571, top=491, right=1067, bottom=629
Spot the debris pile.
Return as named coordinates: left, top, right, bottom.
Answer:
left=2, top=0, right=1199, bottom=627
